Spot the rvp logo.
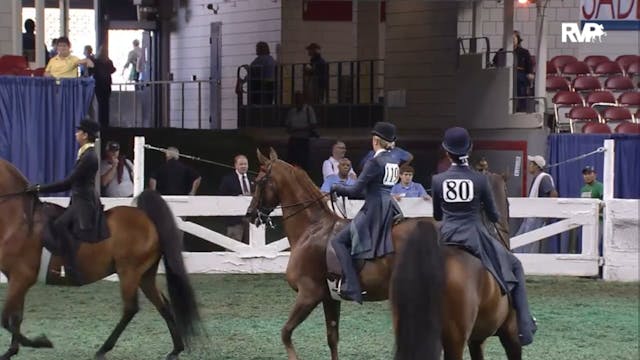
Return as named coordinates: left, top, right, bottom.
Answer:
left=561, top=23, right=607, bottom=43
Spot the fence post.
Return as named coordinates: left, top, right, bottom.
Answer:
left=603, top=139, right=615, bottom=201
left=133, top=136, right=145, bottom=196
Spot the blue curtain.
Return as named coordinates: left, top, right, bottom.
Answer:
left=0, top=76, right=94, bottom=188
left=548, top=134, right=640, bottom=199
left=547, top=133, right=639, bottom=253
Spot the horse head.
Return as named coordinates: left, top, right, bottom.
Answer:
left=246, top=147, right=281, bottom=226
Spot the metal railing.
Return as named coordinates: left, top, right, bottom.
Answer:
left=112, top=79, right=212, bottom=129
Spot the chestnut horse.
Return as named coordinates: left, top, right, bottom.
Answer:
left=246, top=149, right=441, bottom=360
left=246, top=149, right=518, bottom=360
left=0, top=158, right=200, bottom=360
left=392, top=172, right=521, bottom=360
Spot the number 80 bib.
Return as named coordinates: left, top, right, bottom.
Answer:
left=442, top=179, right=474, bottom=202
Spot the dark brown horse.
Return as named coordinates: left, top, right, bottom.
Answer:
left=392, top=172, right=521, bottom=360
left=246, top=149, right=441, bottom=360
left=0, top=158, right=200, bottom=360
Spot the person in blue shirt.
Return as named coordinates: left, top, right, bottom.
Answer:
left=358, top=144, right=412, bottom=174
left=320, top=158, right=356, bottom=193
left=330, top=122, right=402, bottom=304
left=391, top=164, right=430, bottom=201
left=431, top=127, right=536, bottom=346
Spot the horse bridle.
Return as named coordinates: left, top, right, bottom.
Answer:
left=251, top=162, right=332, bottom=228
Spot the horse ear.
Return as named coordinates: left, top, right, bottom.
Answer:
left=269, top=147, right=278, bottom=161
left=256, top=148, right=269, bottom=165
left=501, top=172, right=509, bottom=182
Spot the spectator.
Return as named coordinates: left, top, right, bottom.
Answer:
left=580, top=165, right=604, bottom=256
left=304, top=43, right=328, bottom=104
left=322, top=141, right=357, bottom=180
left=93, top=46, right=116, bottom=128
left=100, top=141, right=133, bottom=197
left=122, top=39, right=143, bottom=82
left=514, top=155, right=558, bottom=253
left=80, top=45, right=95, bottom=77
left=22, top=19, right=49, bottom=63
left=48, top=38, right=58, bottom=61
left=357, top=143, right=413, bottom=174
left=218, top=155, right=254, bottom=243
left=475, top=157, right=489, bottom=174
left=391, top=165, right=430, bottom=201
left=44, top=37, right=94, bottom=78
left=149, top=147, right=201, bottom=195
left=320, top=158, right=356, bottom=194
left=249, top=41, right=277, bottom=105
left=285, top=91, right=318, bottom=172
left=513, top=31, right=534, bottom=112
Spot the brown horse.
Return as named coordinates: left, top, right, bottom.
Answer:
left=246, top=148, right=442, bottom=360
left=246, top=149, right=519, bottom=360
left=0, top=158, right=200, bottom=360
left=392, top=172, right=521, bottom=360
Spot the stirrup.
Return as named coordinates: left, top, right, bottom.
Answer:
left=337, top=278, right=367, bottom=296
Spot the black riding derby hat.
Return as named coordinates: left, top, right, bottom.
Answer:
left=76, top=119, right=101, bottom=138
left=371, top=122, right=397, bottom=142
left=442, top=127, right=472, bottom=156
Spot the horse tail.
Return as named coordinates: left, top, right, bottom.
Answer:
left=391, top=219, right=443, bottom=360
left=135, top=189, right=201, bottom=344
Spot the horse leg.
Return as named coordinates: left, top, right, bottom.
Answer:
left=282, top=291, right=322, bottom=360
left=95, top=271, right=141, bottom=360
left=322, top=299, right=341, bottom=360
left=442, top=332, right=465, bottom=360
left=139, top=268, right=184, bottom=360
left=0, top=273, right=53, bottom=360
left=497, top=310, right=522, bottom=360
left=468, top=340, right=485, bottom=360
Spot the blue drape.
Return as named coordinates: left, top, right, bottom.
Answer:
left=548, top=134, right=640, bottom=199
left=0, top=76, right=94, bottom=186
left=547, top=133, right=639, bottom=253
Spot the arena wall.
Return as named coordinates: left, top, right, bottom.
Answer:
left=170, top=0, right=282, bottom=129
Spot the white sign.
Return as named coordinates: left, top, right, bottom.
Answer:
left=561, top=22, right=608, bottom=43
left=580, top=0, right=640, bottom=31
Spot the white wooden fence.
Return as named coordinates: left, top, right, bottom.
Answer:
left=35, top=138, right=638, bottom=282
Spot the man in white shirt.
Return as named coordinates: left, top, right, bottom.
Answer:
left=322, top=141, right=357, bottom=180
left=100, top=141, right=134, bottom=197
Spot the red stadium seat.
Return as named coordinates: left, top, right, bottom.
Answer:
left=572, top=76, right=601, bottom=92
left=615, top=55, right=639, bottom=72
left=546, top=61, right=558, bottom=75
left=585, top=91, right=616, bottom=106
left=615, top=121, right=640, bottom=134
left=32, top=68, right=45, bottom=77
left=636, top=109, right=640, bottom=122
left=605, top=76, right=635, bottom=91
left=602, top=107, right=633, bottom=122
left=550, top=55, right=578, bottom=72
left=582, top=122, right=611, bottom=134
left=567, top=106, right=600, bottom=133
left=618, top=92, right=640, bottom=106
left=626, top=61, right=639, bottom=75
left=584, top=55, right=610, bottom=70
left=546, top=76, right=570, bottom=91
left=562, top=61, right=591, bottom=76
left=0, top=55, right=28, bottom=75
left=593, top=61, right=623, bottom=76
left=552, top=90, right=584, bottom=132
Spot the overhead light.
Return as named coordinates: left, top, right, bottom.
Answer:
left=517, top=0, right=537, bottom=4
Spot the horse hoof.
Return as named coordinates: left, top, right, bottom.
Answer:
left=94, top=352, right=107, bottom=360
left=165, top=353, right=179, bottom=360
left=33, top=335, right=53, bottom=348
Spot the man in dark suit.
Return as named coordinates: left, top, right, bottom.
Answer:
left=218, top=154, right=254, bottom=243
left=26, top=119, right=109, bottom=282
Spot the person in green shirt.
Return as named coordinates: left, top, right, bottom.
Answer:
left=580, top=165, right=604, bottom=259
left=580, top=166, right=603, bottom=200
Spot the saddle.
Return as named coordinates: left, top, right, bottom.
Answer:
left=40, top=202, right=110, bottom=285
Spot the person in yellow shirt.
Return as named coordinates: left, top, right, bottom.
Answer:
left=45, top=36, right=94, bottom=78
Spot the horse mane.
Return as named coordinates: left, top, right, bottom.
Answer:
left=485, top=172, right=510, bottom=249
left=0, top=158, right=39, bottom=233
left=275, top=160, right=337, bottom=219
